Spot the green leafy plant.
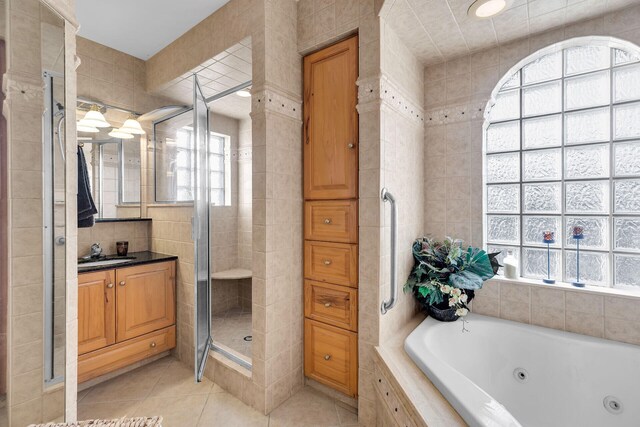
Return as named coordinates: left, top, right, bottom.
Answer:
left=404, top=237, right=501, bottom=317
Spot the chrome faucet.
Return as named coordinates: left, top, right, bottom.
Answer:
left=83, top=243, right=102, bottom=259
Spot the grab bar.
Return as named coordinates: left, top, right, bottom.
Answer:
left=381, top=188, right=398, bottom=315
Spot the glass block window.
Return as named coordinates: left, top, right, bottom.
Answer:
left=161, top=128, right=230, bottom=205
left=485, top=43, right=640, bottom=289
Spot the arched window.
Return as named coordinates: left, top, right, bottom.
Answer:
left=484, top=37, right=640, bottom=289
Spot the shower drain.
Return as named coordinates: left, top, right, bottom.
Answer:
left=513, top=368, right=529, bottom=383
left=603, top=396, right=623, bottom=415
left=243, top=335, right=252, bottom=342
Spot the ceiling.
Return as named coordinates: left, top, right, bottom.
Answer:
left=76, top=0, right=231, bottom=59
left=385, top=0, right=640, bottom=65
left=157, top=38, right=252, bottom=120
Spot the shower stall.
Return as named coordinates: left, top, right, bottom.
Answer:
left=153, top=75, right=253, bottom=379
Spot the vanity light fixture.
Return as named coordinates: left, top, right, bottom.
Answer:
left=108, top=129, right=134, bottom=139
left=468, top=0, right=508, bottom=19
left=79, top=104, right=111, bottom=128
left=120, top=115, right=146, bottom=135
left=77, top=122, right=100, bottom=133
left=236, top=89, right=251, bottom=97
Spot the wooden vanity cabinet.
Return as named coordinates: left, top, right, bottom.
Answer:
left=303, top=35, right=359, bottom=398
left=78, top=260, right=176, bottom=383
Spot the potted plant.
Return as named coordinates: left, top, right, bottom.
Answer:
left=404, top=237, right=501, bottom=322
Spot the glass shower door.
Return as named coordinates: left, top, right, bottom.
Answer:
left=43, top=71, right=66, bottom=386
left=193, top=75, right=212, bottom=382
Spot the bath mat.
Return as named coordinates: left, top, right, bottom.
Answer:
left=28, top=416, right=163, bottom=427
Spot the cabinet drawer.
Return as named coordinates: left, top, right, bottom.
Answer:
left=305, top=280, right=357, bottom=331
left=78, top=326, right=176, bottom=383
left=305, top=200, right=357, bottom=243
left=304, top=241, right=358, bottom=287
left=304, top=319, right=357, bottom=397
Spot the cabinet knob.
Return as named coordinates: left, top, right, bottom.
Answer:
left=106, top=283, right=114, bottom=289
left=119, top=281, right=126, bottom=286
left=347, top=143, right=355, bottom=149
left=323, top=259, right=332, bottom=266
left=323, top=218, right=332, bottom=225
left=150, top=341, right=157, bottom=348
left=324, top=302, right=332, bottom=308
left=324, top=354, right=332, bottom=361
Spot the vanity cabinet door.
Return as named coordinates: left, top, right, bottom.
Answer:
left=303, top=36, right=358, bottom=200
left=115, top=261, right=176, bottom=342
left=78, top=270, right=116, bottom=355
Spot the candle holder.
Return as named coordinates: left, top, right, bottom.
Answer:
left=572, top=226, right=585, bottom=287
left=542, top=231, right=555, bottom=284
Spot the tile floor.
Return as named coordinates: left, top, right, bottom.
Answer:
left=212, top=306, right=252, bottom=358
left=78, top=356, right=362, bottom=427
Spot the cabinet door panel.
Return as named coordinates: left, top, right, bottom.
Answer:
left=304, top=36, right=358, bottom=200
left=116, top=261, right=175, bottom=342
left=78, top=270, right=116, bottom=355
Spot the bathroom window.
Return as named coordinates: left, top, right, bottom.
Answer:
left=155, top=112, right=231, bottom=206
left=484, top=41, right=640, bottom=289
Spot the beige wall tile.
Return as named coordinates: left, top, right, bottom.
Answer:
left=565, top=310, right=604, bottom=338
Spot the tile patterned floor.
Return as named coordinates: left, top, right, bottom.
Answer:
left=78, top=356, right=362, bottom=427
left=212, top=306, right=252, bottom=358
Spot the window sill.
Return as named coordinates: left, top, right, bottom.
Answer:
left=489, top=275, right=640, bottom=300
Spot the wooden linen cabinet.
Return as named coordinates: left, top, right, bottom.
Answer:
left=303, top=35, right=359, bottom=397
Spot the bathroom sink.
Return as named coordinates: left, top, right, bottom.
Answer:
left=78, top=257, right=136, bottom=268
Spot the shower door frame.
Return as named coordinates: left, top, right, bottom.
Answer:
left=43, top=70, right=65, bottom=386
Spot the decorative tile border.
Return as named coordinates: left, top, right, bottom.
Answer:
left=252, top=87, right=302, bottom=121
left=424, top=100, right=487, bottom=127
left=358, top=75, right=425, bottom=125
left=237, top=147, right=252, bottom=161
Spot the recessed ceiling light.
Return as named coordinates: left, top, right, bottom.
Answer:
left=468, top=0, right=508, bottom=19
left=236, top=89, right=251, bottom=98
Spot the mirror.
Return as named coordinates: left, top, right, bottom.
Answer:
left=77, top=104, right=142, bottom=219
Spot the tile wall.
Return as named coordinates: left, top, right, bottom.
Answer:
left=376, top=18, right=424, bottom=346
left=210, top=113, right=240, bottom=273
left=76, top=37, right=170, bottom=116
left=238, top=118, right=252, bottom=270
left=474, top=279, right=640, bottom=346
left=3, top=0, right=78, bottom=424
left=422, top=4, right=640, bottom=343
left=147, top=206, right=195, bottom=364
left=77, top=221, right=150, bottom=257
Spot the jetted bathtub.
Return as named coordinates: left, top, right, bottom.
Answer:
left=405, top=313, right=640, bottom=427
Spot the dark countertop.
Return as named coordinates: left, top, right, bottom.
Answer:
left=78, top=251, right=178, bottom=274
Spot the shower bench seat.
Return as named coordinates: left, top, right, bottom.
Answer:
left=211, top=268, right=252, bottom=280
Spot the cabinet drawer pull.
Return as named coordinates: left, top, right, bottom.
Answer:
left=119, top=281, right=126, bottom=286
left=324, top=302, right=332, bottom=308
left=106, top=283, right=114, bottom=289
left=323, top=218, right=332, bottom=224
left=150, top=341, right=157, bottom=348
left=347, top=143, right=355, bottom=149
left=323, top=259, right=332, bottom=266
left=324, top=354, right=332, bottom=361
